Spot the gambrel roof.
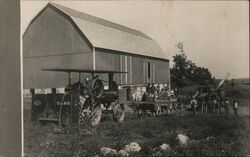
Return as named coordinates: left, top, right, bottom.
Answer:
left=26, top=2, right=168, bottom=60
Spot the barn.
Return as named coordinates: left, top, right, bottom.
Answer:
left=23, top=3, right=170, bottom=91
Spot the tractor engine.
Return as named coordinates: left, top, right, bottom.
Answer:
left=89, top=79, right=119, bottom=103
left=64, top=78, right=119, bottom=102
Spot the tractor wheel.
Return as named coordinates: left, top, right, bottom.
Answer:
left=91, top=106, right=102, bottom=126
left=113, top=103, right=126, bottom=123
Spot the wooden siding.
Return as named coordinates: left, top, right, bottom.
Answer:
left=23, top=6, right=169, bottom=88
left=132, top=56, right=169, bottom=84
left=95, top=49, right=170, bottom=85
left=24, top=53, right=93, bottom=89
left=132, top=56, right=145, bottom=84
left=155, top=60, right=170, bottom=84
left=95, top=49, right=121, bottom=84
left=23, top=6, right=92, bottom=57
left=23, top=6, right=93, bottom=89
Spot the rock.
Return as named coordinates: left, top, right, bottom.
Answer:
left=160, top=143, right=171, bottom=152
left=100, top=147, right=117, bottom=156
left=176, top=134, right=189, bottom=145
left=124, top=142, right=141, bottom=153
left=119, top=142, right=141, bottom=156
left=118, top=149, right=129, bottom=157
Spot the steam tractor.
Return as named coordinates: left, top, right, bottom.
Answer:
left=31, top=68, right=127, bottom=126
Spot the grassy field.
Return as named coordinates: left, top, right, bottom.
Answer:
left=24, top=108, right=250, bottom=157
left=23, top=83, right=249, bottom=157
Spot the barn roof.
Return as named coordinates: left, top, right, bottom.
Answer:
left=48, top=3, right=168, bottom=60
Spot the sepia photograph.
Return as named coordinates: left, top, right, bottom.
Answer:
left=20, top=1, right=249, bottom=157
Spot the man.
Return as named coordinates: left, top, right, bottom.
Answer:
left=170, top=90, right=175, bottom=97
left=141, top=92, right=147, bottom=102
left=164, top=84, right=169, bottom=91
left=190, top=98, right=197, bottom=115
left=93, top=74, right=99, bottom=79
left=156, top=85, right=161, bottom=95
left=146, top=83, right=151, bottom=93
left=213, top=98, right=218, bottom=114
left=151, top=83, right=156, bottom=94
left=233, top=99, right=238, bottom=116
left=224, top=98, right=229, bottom=115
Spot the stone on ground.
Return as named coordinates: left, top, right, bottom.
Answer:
left=118, top=149, right=129, bottom=157
left=176, top=134, right=189, bottom=145
left=160, top=143, right=171, bottom=152
left=124, top=142, right=141, bottom=153
left=100, top=147, right=117, bottom=156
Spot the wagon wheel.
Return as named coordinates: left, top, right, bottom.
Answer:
left=91, top=105, right=102, bottom=126
left=112, top=103, right=126, bottom=123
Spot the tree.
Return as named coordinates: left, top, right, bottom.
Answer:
left=171, top=42, right=213, bottom=89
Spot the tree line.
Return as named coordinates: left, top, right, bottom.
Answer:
left=170, top=42, right=214, bottom=89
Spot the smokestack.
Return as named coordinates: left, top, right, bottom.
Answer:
left=217, top=73, right=231, bottom=89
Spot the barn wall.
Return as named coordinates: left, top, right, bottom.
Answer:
left=23, top=6, right=92, bottom=57
left=24, top=53, right=93, bottom=89
left=131, top=56, right=145, bottom=84
left=95, top=49, right=170, bottom=85
left=23, top=6, right=93, bottom=89
left=155, top=60, right=170, bottom=84
left=132, top=56, right=170, bottom=85
left=95, top=49, right=121, bottom=84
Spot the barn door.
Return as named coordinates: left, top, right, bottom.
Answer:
left=144, top=61, right=155, bottom=84
left=120, top=55, right=132, bottom=84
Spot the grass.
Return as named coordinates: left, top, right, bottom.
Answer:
left=24, top=110, right=250, bottom=157
left=24, top=83, right=249, bottom=157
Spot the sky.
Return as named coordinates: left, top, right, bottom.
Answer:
left=21, top=1, right=249, bottom=79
